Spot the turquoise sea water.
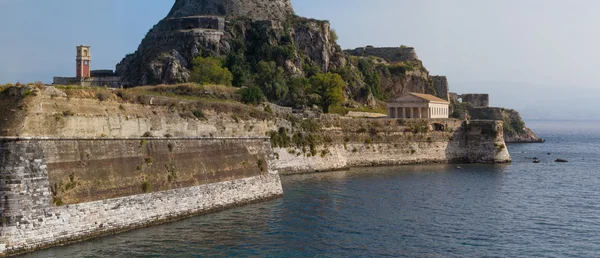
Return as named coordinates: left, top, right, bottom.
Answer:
left=21, top=120, right=600, bottom=257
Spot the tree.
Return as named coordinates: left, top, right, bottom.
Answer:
left=238, top=86, right=265, bottom=105
left=310, top=73, right=345, bottom=113
left=357, top=58, right=382, bottom=99
left=189, top=56, right=233, bottom=86
left=254, top=61, right=288, bottom=102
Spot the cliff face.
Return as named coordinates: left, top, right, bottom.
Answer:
left=116, top=1, right=344, bottom=86
left=344, top=46, right=449, bottom=102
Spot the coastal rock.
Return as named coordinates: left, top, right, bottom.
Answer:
left=555, top=159, right=569, bottom=163
left=466, top=107, right=544, bottom=143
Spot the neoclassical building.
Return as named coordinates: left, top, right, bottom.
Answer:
left=387, top=92, right=450, bottom=119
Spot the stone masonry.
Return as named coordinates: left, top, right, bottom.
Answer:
left=0, top=137, right=283, bottom=256
left=345, top=46, right=419, bottom=63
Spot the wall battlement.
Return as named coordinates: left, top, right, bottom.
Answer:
left=166, top=0, right=294, bottom=21
left=345, top=46, right=419, bottom=62
left=159, top=16, right=225, bottom=32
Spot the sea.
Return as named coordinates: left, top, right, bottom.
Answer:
left=21, top=120, right=600, bottom=257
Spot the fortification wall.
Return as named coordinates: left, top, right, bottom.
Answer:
left=345, top=47, right=419, bottom=62
left=0, top=137, right=282, bottom=256
left=159, top=16, right=225, bottom=32
left=430, top=76, right=450, bottom=101
left=272, top=118, right=511, bottom=175
left=166, top=0, right=294, bottom=20
left=53, top=77, right=126, bottom=88
left=461, top=94, right=490, bottom=107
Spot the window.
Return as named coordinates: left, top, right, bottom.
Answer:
left=83, top=49, right=88, bottom=56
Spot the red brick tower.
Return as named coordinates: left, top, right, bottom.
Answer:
left=76, top=45, right=91, bottom=79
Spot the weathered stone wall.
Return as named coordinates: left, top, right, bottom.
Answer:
left=345, top=47, right=419, bottom=63
left=272, top=118, right=511, bottom=175
left=166, top=0, right=294, bottom=21
left=159, top=16, right=225, bottom=32
left=430, top=76, right=450, bottom=101
left=461, top=94, right=490, bottom=107
left=0, top=137, right=283, bottom=256
left=53, top=77, right=126, bottom=88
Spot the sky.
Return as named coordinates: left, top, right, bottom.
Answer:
left=1, top=0, right=599, bottom=119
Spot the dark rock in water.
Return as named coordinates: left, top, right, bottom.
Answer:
left=533, top=157, right=538, bottom=160
left=547, top=153, right=551, bottom=155
left=533, top=160, right=541, bottom=164
left=555, top=159, right=569, bottom=163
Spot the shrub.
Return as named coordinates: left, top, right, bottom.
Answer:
left=141, top=181, right=151, bottom=193
left=238, top=85, right=265, bottom=105
left=330, top=29, right=339, bottom=41
left=192, top=109, right=207, bottom=120
left=189, top=56, right=233, bottom=86
left=142, top=132, right=153, bottom=138
left=96, top=91, right=111, bottom=101
left=255, top=61, right=288, bottom=102
left=62, top=110, right=75, bottom=117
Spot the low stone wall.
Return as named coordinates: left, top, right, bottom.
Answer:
left=0, top=137, right=283, bottom=256
left=53, top=77, right=126, bottom=88
left=345, top=47, right=419, bottom=62
left=273, top=119, right=511, bottom=174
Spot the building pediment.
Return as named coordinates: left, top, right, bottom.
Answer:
left=390, top=92, right=449, bottom=104
left=391, top=94, right=426, bottom=103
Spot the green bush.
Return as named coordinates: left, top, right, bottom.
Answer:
left=254, top=61, right=288, bottom=102
left=189, top=56, right=233, bottom=86
left=192, top=109, right=207, bottom=120
left=238, top=85, right=265, bottom=105
left=310, top=73, right=345, bottom=113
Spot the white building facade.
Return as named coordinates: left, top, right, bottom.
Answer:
left=387, top=92, right=450, bottom=119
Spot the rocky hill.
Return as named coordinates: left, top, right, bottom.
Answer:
left=115, top=0, right=448, bottom=108
left=117, top=0, right=344, bottom=89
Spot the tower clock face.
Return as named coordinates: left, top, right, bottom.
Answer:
left=84, top=61, right=89, bottom=66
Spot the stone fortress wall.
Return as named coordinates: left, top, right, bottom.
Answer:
left=166, top=0, right=294, bottom=21
left=53, top=76, right=125, bottom=88
left=0, top=137, right=283, bottom=256
left=158, top=16, right=226, bottom=32
left=345, top=46, right=419, bottom=62
left=450, top=93, right=490, bottom=107
left=430, top=76, right=450, bottom=101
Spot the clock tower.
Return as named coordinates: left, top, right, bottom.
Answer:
left=76, top=45, right=91, bottom=79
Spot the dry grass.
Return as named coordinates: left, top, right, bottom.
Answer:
left=52, top=83, right=272, bottom=121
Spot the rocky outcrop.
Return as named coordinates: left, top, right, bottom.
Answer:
left=504, top=127, right=544, bottom=143
left=116, top=1, right=344, bottom=86
left=344, top=46, right=449, bottom=102
left=466, top=106, right=544, bottom=143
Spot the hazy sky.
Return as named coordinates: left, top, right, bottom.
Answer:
left=1, top=0, right=599, bottom=119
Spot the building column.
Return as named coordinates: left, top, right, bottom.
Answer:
left=417, top=107, right=422, bottom=118
left=401, top=107, right=406, bottom=118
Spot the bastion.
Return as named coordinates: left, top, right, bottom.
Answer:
left=0, top=86, right=512, bottom=255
